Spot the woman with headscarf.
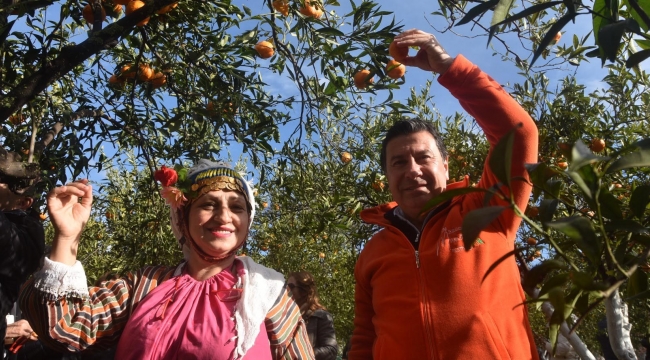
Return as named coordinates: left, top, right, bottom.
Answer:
left=19, top=160, right=315, bottom=360
left=286, top=271, right=337, bottom=360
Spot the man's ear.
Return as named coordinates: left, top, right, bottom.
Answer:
left=17, top=196, right=33, bottom=210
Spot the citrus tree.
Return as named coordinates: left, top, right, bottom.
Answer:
left=6, top=0, right=650, bottom=358
left=0, top=0, right=404, bottom=204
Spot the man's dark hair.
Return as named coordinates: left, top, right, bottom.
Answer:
left=380, top=118, right=448, bottom=172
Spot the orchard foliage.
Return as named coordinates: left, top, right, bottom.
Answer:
left=435, top=0, right=650, bottom=68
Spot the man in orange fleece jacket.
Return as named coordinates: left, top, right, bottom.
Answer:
left=349, top=29, right=539, bottom=360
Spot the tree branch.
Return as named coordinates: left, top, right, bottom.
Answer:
left=0, top=0, right=177, bottom=121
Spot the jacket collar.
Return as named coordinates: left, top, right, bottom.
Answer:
left=360, top=175, right=471, bottom=228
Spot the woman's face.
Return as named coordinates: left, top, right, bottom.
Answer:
left=287, top=276, right=304, bottom=302
left=187, top=189, right=249, bottom=258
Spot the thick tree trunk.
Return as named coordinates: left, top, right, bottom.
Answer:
left=606, top=290, right=637, bottom=360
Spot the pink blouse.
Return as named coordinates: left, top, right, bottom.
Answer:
left=115, top=261, right=272, bottom=360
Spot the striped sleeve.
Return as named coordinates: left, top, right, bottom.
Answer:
left=265, top=288, right=315, bottom=360
left=18, top=265, right=176, bottom=353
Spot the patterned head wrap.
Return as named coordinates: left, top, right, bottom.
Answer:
left=159, top=160, right=256, bottom=263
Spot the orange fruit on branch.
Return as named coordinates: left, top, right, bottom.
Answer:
left=389, top=41, right=408, bottom=62
left=126, top=0, right=149, bottom=26
left=137, top=64, right=154, bottom=81
left=111, top=4, right=123, bottom=17
left=150, top=72, right=166, bottom=88
left=372, top=180, right=385, bottom=191
left=385, top=59, right=405, bottom=79
left=590, top=138, right=606, bottom=153
left=553, top=32, right=562, bottom=43
left=556, top=160, right=568, bottom=170
left=340, top=152, right=352, bottom=164
left=273, top=0, right=289, bottom=16
left=108, top=74, right=126, bottom=86
left=299, top=0, right=323, bottom=18
left=526, top=237, right=537, bottom=245
left=119, top=64, right=136, bottom=79
left=82, top=3, right=107, bottom=24
left=255, top=40, right=274, bottom=59
left=353, top=69, right=373, bottom=89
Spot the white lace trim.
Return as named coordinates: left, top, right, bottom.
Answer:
left=33, top=257, right=89, bottom=301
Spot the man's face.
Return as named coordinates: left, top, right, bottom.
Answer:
left=0, top=183, right=31, bottom=211
left=385, top=131, right=448, bottom=223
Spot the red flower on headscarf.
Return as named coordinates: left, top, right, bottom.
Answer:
left=154, top=166, right=178, bottom=187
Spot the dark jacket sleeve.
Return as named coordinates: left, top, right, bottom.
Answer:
left=309, top=310, right=338, bottom=360
left=0, top=211, right=45, bottom=337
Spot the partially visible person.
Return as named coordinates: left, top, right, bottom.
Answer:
left=20, top=160, right=314, bottom=359
left=4, top=319, right=37, bottom=346
left=287, top=271, right=337, bottom=360
left=0, top=160, right=45, bottom=342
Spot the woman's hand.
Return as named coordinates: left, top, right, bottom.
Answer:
left=4, top=319, right=37, bottom=344
left=47, top=179, right=93, bottom=265
left=393, top=29, right=455, bottom=74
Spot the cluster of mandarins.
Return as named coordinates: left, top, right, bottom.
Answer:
left=353, top=40, right=407, bottom=90
left=84, top=1, right=177, bottom=88
left=554, top=138, right=606, bottom=170
left=253, top=0, right=325, bottom=60
left=82, top=0, right=177, bottom=27
left=272, top=0, right=323, bottom=18
left=108, top=63, right=167, bottom=89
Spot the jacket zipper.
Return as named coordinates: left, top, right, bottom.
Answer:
left=416, top=247, right=438, bottom=360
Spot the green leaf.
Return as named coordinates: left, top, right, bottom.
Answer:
left=626, top=269, right=648, bottom=298
left=546, top=216, right=602, bottom=266
left=420, top=187, right=490, bottom=215
left=574, top=292, right=590, bottom=315
left=592, top=0, right=612, bottom=62
left=462, top=206, right=507, bottom=250
left=0, top=20, right=15, bottom=45
left=567, top=165, right=598, bottom=200
left=456, top=0, right=500, bottom=26
left=626, top=49, right=650, bottom=68
left=539, top=199, right=559, bottom=225
left=598, top=19, right=642, bottom=62
left=547, top=287, right=566, bottom=353
left=629, top=185, right=650, bottom=219
left=623, top=0, right=650, bottom=31
left=523, top=259, right=568, bottom=293
left=540, top=273, right=571, bottom=297
left=571, top=271, right=610, bottom=291
left=491, top=1, right=563, bottom=28
left=488, top=127, right=516, bottom=187
left=490, top=0, right=516, bottom=27
left=531, top=13, right=575, bottom=67
left=570, top=141, right=609, bottom=170
left=598, top=191, right=623, bottom=220
left=607, top=146, right=650, bottom=173
left=315, top=27, right=345, bottom=37
left=605, top=219, right=649, bottom=234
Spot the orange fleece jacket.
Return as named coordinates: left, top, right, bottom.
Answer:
left=349, top=55, right=539, bottom=360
